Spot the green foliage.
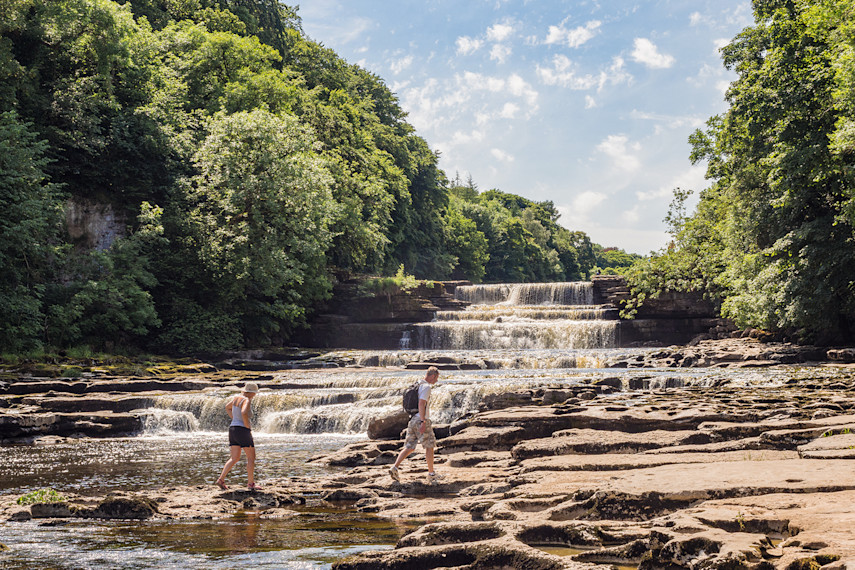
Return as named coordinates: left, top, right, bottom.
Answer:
left=17, top=488, right=67, bottom=505
left=0, top=111, right=64, bottom=353
left=445, top=199, right=489, bottom=282
left=160, top=109, right=336, bottom=349
left=627, top=0, right=855, bottom=341
left=448, top=185, right=593, bottom=283
left=0, top=0, right=630, bottom=355
left=359, top=264, right=423, bottom=296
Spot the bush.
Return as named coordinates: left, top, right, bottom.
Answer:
left=17, top=488, right=67, bottom=505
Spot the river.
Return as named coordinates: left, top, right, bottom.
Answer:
left=0, top=282, right=819, bottom=568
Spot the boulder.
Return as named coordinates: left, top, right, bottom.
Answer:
left=367, top=409, right=409, bottom=440
left=88, top=495, right=158, bottom=519
left=828, top=348, right=855, bottom=363
left=30, top=502, right=77, bottom=518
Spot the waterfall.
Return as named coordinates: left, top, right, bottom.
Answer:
left=454, top=282, right=594, bottom=306
left=138, top=369, right=595, bottom=436
left=416, top=281, right=616, bottom=350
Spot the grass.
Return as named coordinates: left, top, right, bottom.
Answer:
left=0, top=347, right=211, bottom=378
left=16, top=488, right=67, bottom=506
left=358, top=264, right=436, bottom=297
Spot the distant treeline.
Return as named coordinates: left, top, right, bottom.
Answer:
left=626, top=0, right=855, bottom=344
left=0, top=0, right=639, bottom=354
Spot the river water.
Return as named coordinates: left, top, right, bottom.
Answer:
left=0, top=282, right=834, bottom=568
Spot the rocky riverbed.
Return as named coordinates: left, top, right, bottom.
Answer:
left=3, top=341, right=855, bottom=569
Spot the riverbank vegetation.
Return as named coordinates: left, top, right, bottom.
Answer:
left=627, top=0, right=855, bottom=344
left=0, top=0, right=637, bottom=354
left=7, top=0, right=853, bottom=353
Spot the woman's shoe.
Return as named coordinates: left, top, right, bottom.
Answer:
left=216, top=478, right=228, bottom=490
left=248, top=482, right=262, bottom=491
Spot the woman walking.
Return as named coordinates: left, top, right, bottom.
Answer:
left=216, top=382, right=261, bottom=491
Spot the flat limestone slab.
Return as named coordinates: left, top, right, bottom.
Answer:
left=519, top=450, right=798, bottom=473
left=687, top=489, right=855, bottom=563
left=513, top=458, right=855, bottom=498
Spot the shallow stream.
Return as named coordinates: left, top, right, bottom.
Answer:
left=1, top=283, right=845, bottom=568
left=1, top=355, right=831, bottom=569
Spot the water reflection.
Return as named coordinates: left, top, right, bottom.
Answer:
left=0, top=517, right=398, bottom=569
left=0, top=434, right=359, bottom=497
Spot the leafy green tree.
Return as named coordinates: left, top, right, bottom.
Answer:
left=0, top=112, right=64, bottom=352
left=46, top=203, right=163, bottom=349
left=629, top=0, right=855, bottom=341
left=160, top=109, right=336, bottom=350
left=4, top=0, right=169, bottom=205
left=445, top=197, right=489, bottom=282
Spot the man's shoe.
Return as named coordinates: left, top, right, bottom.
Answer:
left=389, top=466, right=400, bottom=482
left=427, top=472, right=444, bottom=485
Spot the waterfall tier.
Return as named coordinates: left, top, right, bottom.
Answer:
left=455, top=282, right=594, bottom=306
left=413, top=281, right=616, bottom=350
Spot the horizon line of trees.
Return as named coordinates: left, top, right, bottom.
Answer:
left=0, top=0, right=639, bottom=355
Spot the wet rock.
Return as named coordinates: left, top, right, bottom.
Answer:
left=478, top=390, right=535, bottom=411
left=8, top=509, right=32, bottom=521
left=541, top=389, right=574, bottom=405
left=0, top=410, right=143, bottom=440
left=332, top=539, right=574, bottom=570
left=396, top=521, right=506, bottom=547
left=323, top=489, right=379, bottom=503
left=30, top=502, right=78, bottom=518
left=828, top=348, right=855, bottom=363
left=88, top=495, right=159, bottom=519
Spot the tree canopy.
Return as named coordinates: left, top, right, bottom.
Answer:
left=0, top=0, right=632, bottom=353
left=627, top=0, right=855, bottom=343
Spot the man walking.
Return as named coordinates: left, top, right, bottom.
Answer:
left=389, top=366, right=442, bottom=484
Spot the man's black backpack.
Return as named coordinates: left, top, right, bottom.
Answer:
left=402, top=381, right=420, bottom=415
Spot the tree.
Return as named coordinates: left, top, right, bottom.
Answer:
left=160, top=109, right=337, bottom=350
left=0, top=112, right=64, bottom=351
left=629, top=0, right=855, bottom=341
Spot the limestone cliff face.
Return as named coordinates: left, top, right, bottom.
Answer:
left=65, top=198, right=126, bottom=251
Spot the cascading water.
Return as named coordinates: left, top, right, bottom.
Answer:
left=140, top=370, right=544, bottom=437
left=411, top=282, right=618, bottom=350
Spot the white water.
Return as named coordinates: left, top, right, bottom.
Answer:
left=413, top=282, right=617, bottom=350
left=141, top=369, right=554, bottom=435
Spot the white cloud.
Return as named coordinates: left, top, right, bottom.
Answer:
left=456, top=36, right=483, bottom=55
left=597, top=56, right=633, bottom=91
left=630, top=109, right=705, bottom=129
left=631, top=38, right=675, bottom=69
left=490, top=43, right=512, bottom=64
left=689, top=12, right=706, bottom=26
left=487, top=22, right=514, bottom=42
left=597, top=135, right=642, bottom=172
left=390, top=55, right=413, bottom=74
left=726, top=4, right=754, bottom=28
left=491, top=148, right=515, bottom=162
left=545, top=20, right=601, bottom=48
left=573, top=191, right=607, bottom=216
left=537, top=54, right=632, bottom=93
left=636, top=164, right=707, bottom=201
left=450, top=130, right=485, bottom=146
left=585, top=95, right=597, bottom=108
left=399, top=71, right=539, bottom=138
left=499, top=102, right=519, bottom=118
left=536, top=55, right=599, bottom=89
left=505, top=73, right=539, bottom=107
left=622, top=205, right=641, bottom=224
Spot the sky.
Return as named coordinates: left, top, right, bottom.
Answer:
left=298, top=1, right=755, bottom=254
